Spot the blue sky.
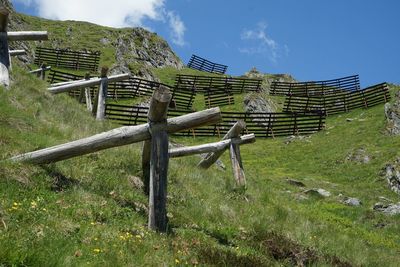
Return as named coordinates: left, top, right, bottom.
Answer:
left=12, top=0, right=400, bottom=87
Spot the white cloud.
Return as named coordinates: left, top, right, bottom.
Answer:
left=166, top=11, right=186, bottom=46
left=12, top=0, right=186, bottom=45
left=239, top=22, right=286, bottom=63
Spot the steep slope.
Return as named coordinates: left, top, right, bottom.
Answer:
left=1, top=61, right=400, bottom=266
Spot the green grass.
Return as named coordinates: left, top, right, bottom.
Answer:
left=1, top=62, right=400, bottom=266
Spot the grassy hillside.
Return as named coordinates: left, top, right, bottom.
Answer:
left=10, top=12, right=182, bottom=81
left=1, top=58, right=400, bottom=266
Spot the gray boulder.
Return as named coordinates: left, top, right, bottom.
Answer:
left=373, top=202, right=400, bottom=215
left=343, top=197, right=362, bottom=207
left=346, top=148, right=371, bottom=164
left=384, top=158, right=400, bottom=195
left=304, top=188, right=331, bottom=197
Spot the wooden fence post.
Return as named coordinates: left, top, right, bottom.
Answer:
left=198, top=120, right=246, bottom=169
left=0, top=6, right=10, bottom=88
left=144, top=86, right=172, bottom=232
left=37, top=63, right=47, bottom=80
left=84, top=73, right=93, bottom=111
left=142, top=85, right=171, bottom=195
left=96, top=67, right=109, bottom=120
left=229, top=142, right=246, bottom=188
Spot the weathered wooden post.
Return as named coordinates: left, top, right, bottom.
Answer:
left=146, top=86, right=172, bottom=232
left=198, top=120, right=246, bottom=168
left=197, top=120, right=250, bottom=188
left=142, top=85, right=170, bottom=195
left=84, top=73, right=93, bottom=111
left=229, top=141, right=246, bottom=188
left=96, top=67, right=109, bottom=120
left=37, top=63, right=47, bottom=80
left=141, top=138, right=151, bottom=194
left=0, top=6, right=10, bottom=87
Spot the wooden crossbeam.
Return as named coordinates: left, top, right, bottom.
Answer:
left=7, top=31, right=48, bottom=41
left=10, top=107, right=221, bottom=164
left=197, top=120, right=246, bottom=169
left=169, top=134, right=255, bottom=158
left=48, top=73, right=129, bottom=94
left=9, top=49, right=26, bottom=56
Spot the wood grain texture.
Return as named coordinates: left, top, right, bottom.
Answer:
left=48, top=73, right=129, bottom=94
left=197, top=120, right=245, bottom=169
left=11, top=107, right=221, bottom=164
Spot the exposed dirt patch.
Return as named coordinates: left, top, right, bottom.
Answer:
left=253, top=231, right=354, bottom=267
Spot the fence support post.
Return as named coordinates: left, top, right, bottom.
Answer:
left=229, top=142, right=246, bottom=188
left=84, top=74, right=93, bottom=111
left=144, top=86, right=172, bottom=232
left=197, top=120, right=246, bottom=169
left=142, top=85, right=170, bottom=195
left=0, top=6, right=10, bottom=88
left=96, top=67, right=108, bottom=120
left=37, top=63, right=47, bottom=80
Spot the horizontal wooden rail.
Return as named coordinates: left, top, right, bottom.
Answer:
left=169, top=134, right=255, bottom=158
left=48, top=73, right=130, bottom=94
left=9, top=49, right=26, bottom=56
left=29, top=66, right=51, bottom=74
left=8, top=31, right=48, bottom=41
left=11, top=107, right=221, bottom=164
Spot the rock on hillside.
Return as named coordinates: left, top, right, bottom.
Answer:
left=385, top=90, right=400, bottom=135
left=244, top=67, right=297, bottom=93
left=1, top=0, right=183, bottom=81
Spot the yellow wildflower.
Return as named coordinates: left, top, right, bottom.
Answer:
left=93, top=248, right=101, bottom=253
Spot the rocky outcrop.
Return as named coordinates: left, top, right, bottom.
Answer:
left=111, top=29, right=183, bottom=80
left=384, top=158, right=400, bottom=195
left=373, top=202, right=400, bottom=215
left=243, top=93, right=278, bottom=127
left=304, top=188, right=331, bottom=197
left=244, top=94, right=277, bottom=114
left=244, top=67, right=296, bottom=93
left=385, top=91, right=400, bottom=135
left=2, top=0, right=183, bottom=81
left=345, top=148, right=371, bottom=164
left=342, top=197, right=362, bottom=207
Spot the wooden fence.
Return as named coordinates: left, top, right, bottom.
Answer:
left=48, top=69, right=87, bottom=83
left=187, top=54, right=228, bottom=74
left=170, top=88, right=196, bottom=110
left=105, top=104, right=326, bottom=138
left=283, top=82, right=390, bottom=115
left=48, top=69, right=196, bottom=109
left=34, top=47, right=100, bottom=71
left=204, top=87, right=235, bottom=108
left=175, top=74, right=262, bottom=94
left=271, top=75, right=360, bottom=96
